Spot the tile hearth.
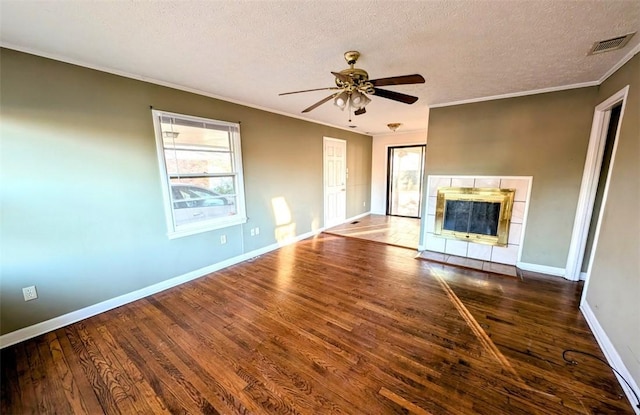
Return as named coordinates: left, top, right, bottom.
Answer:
left=417, top=250, right=520, bottom=278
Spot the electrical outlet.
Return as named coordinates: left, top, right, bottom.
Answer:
left=250, top=228, right=255, bottom=236
left=220, top=234, right=227, bottom=244
left=22, top=286, right=38, bottom=301
left=363, top=202, right=366, bottom=207
left=255, top=227, right=260, bottom=235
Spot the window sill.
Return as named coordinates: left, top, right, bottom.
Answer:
left=167, top=216, right=248, bottom=239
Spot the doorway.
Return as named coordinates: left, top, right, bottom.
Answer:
left=579, top=104, right=621, bottom=276
left=323, top=137, right=347, bottom=228
left=565, top=86, right=628, bottom=281
left=386, top=145, right=425, bottom=218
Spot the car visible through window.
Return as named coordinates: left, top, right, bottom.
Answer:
left=170, top=184, right=236, bottom=225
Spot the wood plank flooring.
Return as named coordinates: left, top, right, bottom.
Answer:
left=1, top=234, right=634, bottom=414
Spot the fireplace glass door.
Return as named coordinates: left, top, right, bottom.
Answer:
left=434, top=187, right=515, bottom=246
left=444, top=200, right=501, bottom=236
left=386, top=145, right=425, bottom=218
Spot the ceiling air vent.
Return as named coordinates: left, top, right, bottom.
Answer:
left=588, top=32, right=636, bottom=55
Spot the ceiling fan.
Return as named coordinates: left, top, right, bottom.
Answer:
left=279, top=51, right=425, bottom=116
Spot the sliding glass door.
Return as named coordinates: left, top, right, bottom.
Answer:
left=386, top=145, right=425, bottom=218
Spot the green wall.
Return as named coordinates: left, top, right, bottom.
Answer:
left=423, top=87, right=598, bottom=267
left=585, top=54, right=640, bottom=386
left=0, top=48, right=372, bottom=335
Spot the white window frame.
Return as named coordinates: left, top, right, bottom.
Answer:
left=152, top=109, right=247, bottom=238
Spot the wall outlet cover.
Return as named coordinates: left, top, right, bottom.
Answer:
left=22, top=286, right=38, bottom=301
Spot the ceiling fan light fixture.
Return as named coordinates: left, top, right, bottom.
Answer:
left=350, top=91, right=371, bottom=109
left=350, top=90, right=364, bottom=107
left=279, top=51, right=424, bottom=115
left=334, top=91, right=349, bottom=109
left=360, top=94, right=371, bottom=108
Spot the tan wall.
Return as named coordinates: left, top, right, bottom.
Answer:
left=585, top=54, right=640, bottom=386
left=423, top=87, right=598, bottom=267
left=0, top=48, right=371, bottom=335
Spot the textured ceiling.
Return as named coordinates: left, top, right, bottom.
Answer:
left=1, top=1, right=639, bottom=135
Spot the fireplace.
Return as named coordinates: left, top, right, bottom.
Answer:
left=423, top=176, right=530, bottom=266
left=434, top=187, right=515, bottom=246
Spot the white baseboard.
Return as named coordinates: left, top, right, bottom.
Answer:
left=581, top=301, right=640, bottom=414
left=516, top=261, right=565, bottom=277
left=0, top=229, right=321, bottom=349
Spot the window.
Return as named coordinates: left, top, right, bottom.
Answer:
left=152, top=110, right=246, bottom=237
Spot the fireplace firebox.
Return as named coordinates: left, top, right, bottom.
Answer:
left=434, top=187, right=515, bottom=246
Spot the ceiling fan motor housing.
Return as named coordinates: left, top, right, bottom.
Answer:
left=335, top=68, right=370, bottom=88
left=344, top=51, right=360, bottom=65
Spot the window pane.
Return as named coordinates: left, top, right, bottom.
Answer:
left=170, top=176, right=236, bottom=195
left=161, top=121, right=231, bottom=150
left=388, top=146, right=424, bottom=217
left=169, top=178, right=237, bottom=226
left=164, top=149, right=233, bottom=175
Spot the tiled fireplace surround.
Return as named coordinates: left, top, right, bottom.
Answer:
left=422, top=175, right=532, bottom=269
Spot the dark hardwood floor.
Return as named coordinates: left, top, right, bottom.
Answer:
left=1, top=234, right=634, bottom=414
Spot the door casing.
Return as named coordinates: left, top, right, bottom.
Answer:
left=566, top=86, right=628, bottom=282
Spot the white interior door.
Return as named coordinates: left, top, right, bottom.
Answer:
left=324, top=137, right=347, bottom=228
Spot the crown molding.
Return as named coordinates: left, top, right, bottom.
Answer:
left=372, top=129, right=428, bottom=138
left=598, top=42, right=640, bottom=84
left=431, top=42, right=640, bottom=110
left=429, top=80, right=600, bottom=109
left=3, top=41, right=637, bottom=129
left=0, top=43, right=371, bottom=137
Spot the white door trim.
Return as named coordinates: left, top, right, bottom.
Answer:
left=565, top=86, right=629, bottom=281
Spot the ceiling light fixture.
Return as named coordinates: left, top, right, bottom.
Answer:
left=387, top=123, right=402, bottom=132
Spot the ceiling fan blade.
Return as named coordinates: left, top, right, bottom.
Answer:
left=279, top=87, right=339, bottom=96
left=354, top=107, right=366, bottom=116
left=331, top=71, right=352, bottom=84
left=372, top=88, right=419, bottom=104
left=370, top=74, right=425, bottom=87
left=302, top=93, right=337, bottom=113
